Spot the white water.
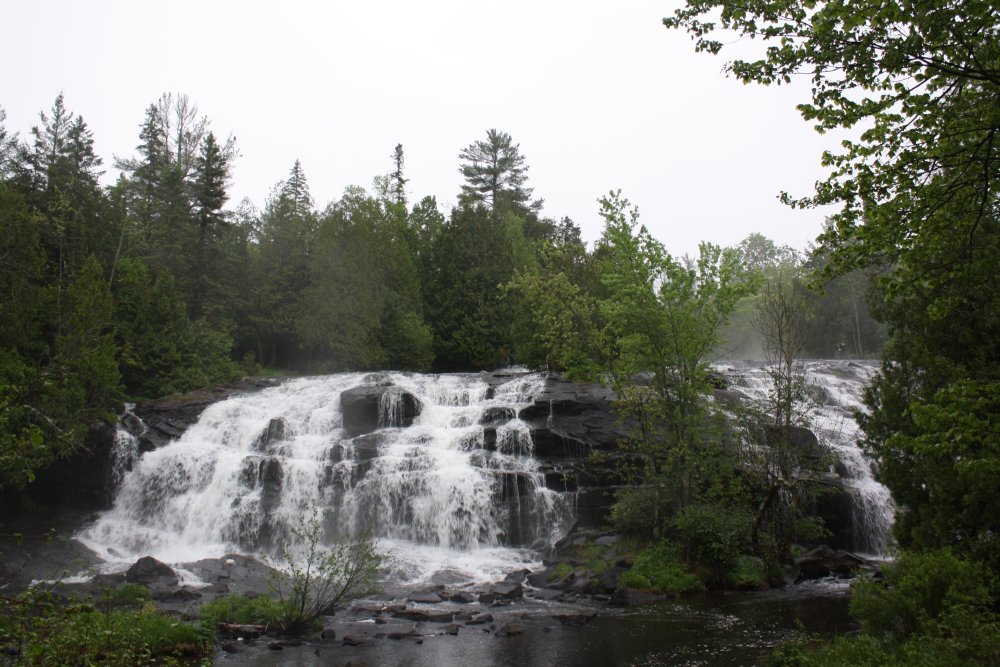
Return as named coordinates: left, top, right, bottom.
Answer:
left=79, top=372, right=573, bottom=582
left=718, top=360, right=894, bottom=556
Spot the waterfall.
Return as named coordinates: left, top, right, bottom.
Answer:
left=79, top=372, right=574, bottom=582
left=719, top=360, right=894, bottom=556
left=109, top=403, right=142, bottom=492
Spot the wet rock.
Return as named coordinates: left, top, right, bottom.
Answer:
left=503, top=569, right=531, bottom=584
left=490, top=582, right=524, bottom=600
left=342, top=635, right=371, bottom=646
left=341, top=385, right=420, bottom=435
left=445, top=623, right=461, bottom=635
left=466, top=612, right=493, bottom=625
left=797, top=545, right=869, bottom=579
left=441, top=590, right=476, bottom=604
left=393, top=608, right=453, bottom=623
left=221, top=641, right=240, bottom=653
left=408, top=591, right=442, bottom=604
left=125, top=556, right=178, bottom=587
left=267, top=642, right=283, bottom=650
left=253, top=418, right=286, bottom=452
left=480, top=407, right=516, bottom=425
left=497, top=621, right=526, bottom=637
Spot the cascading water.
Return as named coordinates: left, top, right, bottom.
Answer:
left=718, top=360, right=894, bottom=556
left=79, top=372, right=574, bottom=583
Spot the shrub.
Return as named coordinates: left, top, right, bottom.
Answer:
left=620, top=541, right=703, bottom=596
left=269, top=510, right=385, bottom=634
left=850, top=549, right=993, bottom=641
left=728, top=555, right=767, bottom=590
left=670, top=503, right=750, bottom=585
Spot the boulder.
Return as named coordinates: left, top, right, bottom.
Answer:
left=465, top=612, right=493, bottom=625
left=796, top=545, right=869, bottom=579
left=496, top=621, right=526, bottom=637
left=489, top=582, right=524, bottom=601
left=253, top=418, right=286, bottom=452
left=341, top=385, right=420, bottom=435
left=125, top=556, right=178, bottom=587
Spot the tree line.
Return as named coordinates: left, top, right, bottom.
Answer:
left=0, top=92, right=878, bottom=491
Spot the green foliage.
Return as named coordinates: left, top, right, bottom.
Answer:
left=670, top=503, right=751, bottom=585
left=611, top=485, right=662, bottom=536
left=106, top=582, right=151, bottom=606
left=269, top=510, right=385, bottom=634
left=620, top=541, right=703, bottom=595
left=772, top=551, right=1000, bottom=666
left=727, top=555, right=767, bottom=590
left=113, top=257, right=237, bottom=398
left=550, top=562, right=575, bottom=579
left=872, top=381, right=1000, bottom=565
left=458, top=128, right=540, bottom=213
left=424, top=204, right=518, bottom=370
left=200, top=593, right=285, bottom=628
left=850, top=550, right=994, bottom=642
left=505, top=220, right=604, bottom=375
left=298, top=186, right=432, bottom=371
left=0, top=587, right=211, bottom=665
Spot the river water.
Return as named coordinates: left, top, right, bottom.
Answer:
left=228, top=580, right=852, bottom=667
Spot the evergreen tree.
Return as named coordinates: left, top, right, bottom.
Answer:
left=424, top=204, right=516, bottom=370
left=390, top=143, right=408, bottom=208
left=0, top=107, right=14, bottom=179
left=458, top=129, right=541, bottom=213
left=190, top=131, right=231, bottom=321
left=253, top=161, right=317, bottom=367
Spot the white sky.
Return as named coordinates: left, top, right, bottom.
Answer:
left=3, top=1, right=842, bottom=258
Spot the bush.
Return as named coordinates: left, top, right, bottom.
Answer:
left=611, top=485, right=662, bottom=536
left=269, top=510, right=385, bottom=634
left=728, top=555, right=767, bottom=589
left=670, top=503, right=750, bottom=585
left=620, top=541, right=703, bottom=596
left=770, top=549, right=1000, bottom=666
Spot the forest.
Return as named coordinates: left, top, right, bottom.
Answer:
left=0, top=94, right=880, bottom=492
left=2, top=0, right=999, bottom=661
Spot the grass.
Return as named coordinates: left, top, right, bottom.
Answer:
left=200, top=593, right=286, bottom=628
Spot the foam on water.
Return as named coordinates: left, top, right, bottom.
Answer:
left=79, top=371, right=573, bottom=581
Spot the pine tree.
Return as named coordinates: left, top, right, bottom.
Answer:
left=190, top=131, right=231, bottom=320
left=458, top=129, right=541, bottom=213
left=390, top=143, right=408, bottom=208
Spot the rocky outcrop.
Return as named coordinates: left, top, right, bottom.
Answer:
left=138, top=377, right=283, bottom=451
left=341, top=385, right=421, bottom=435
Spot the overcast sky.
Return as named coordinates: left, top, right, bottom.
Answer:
left=3, top=1, right=843, bottom=258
